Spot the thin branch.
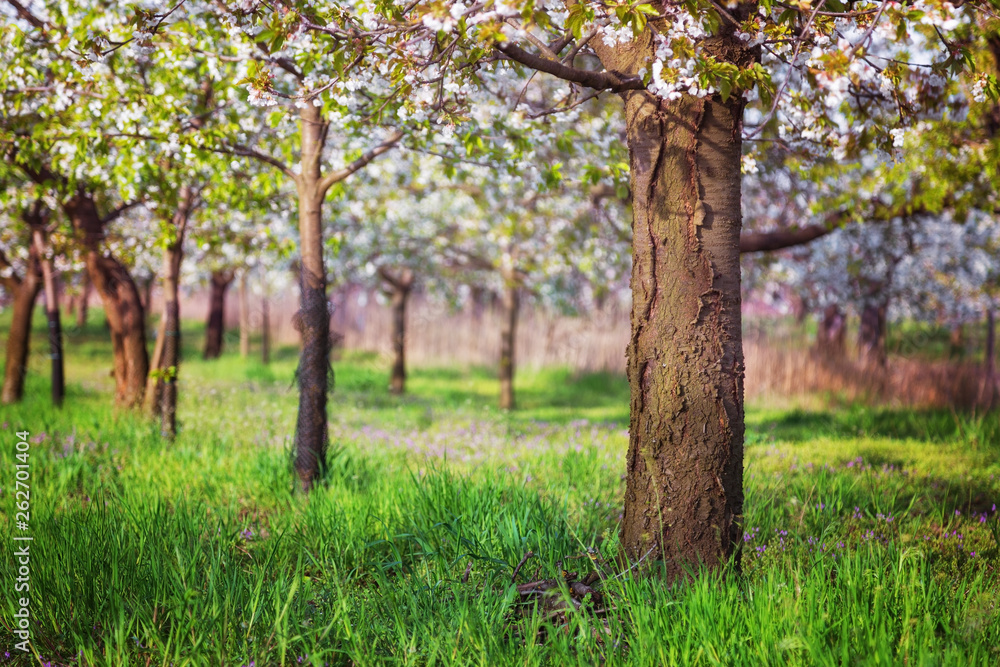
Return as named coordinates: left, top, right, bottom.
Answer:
left=527, top=89, right=603, bottom=119
left=218, top=143, right=296, bottom=181
left=318, top=130, right=403, bottom=194
left=377, top=265, right=402, bottom=290
left=739, top=223, right=833, bottom=253
left=511, top=550, right=534, bottom=583
left=100, top=200, right=143, bottom=225
left=0, top=247, right=23, bottom=291
left=847, top=0, right=891, bottom=60
left=745, top=0, right=829, bottom=139
left=496, top=42, right=644, bottom=93
left=4, top=0, right=45, bottom=28
left=561, top=28, right=597, bottom=65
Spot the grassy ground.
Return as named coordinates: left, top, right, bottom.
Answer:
left=1, top=309, right=999, bottom=665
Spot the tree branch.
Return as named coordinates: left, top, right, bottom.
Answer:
left=495, top=42, right=644, bottom=93
left=100, top=200, right=143, bottom=225
left=4, top=0, right=46, bottom=29
left=0, top=247, right=23, bottom=291
left=318, top=131, right=403, bottom=194
left=218, top=143, right=296, bottom=181
left=739, top=223, right=833, bottom=253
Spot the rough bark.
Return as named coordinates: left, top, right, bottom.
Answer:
left=1, top=247, right=41, bottom=404
left=239, top=271, right=251, bottom=358
left=816, top=304, right=847, bottom=357
left=33, top=227, right=64, bottom=406
left=66, top=192, right=148, bottom=407
left=380, top=267, right=414, bottom=394
left=499, top=276, right=520, bottom=411
left=203, top=270, right=234, bottom=359
left=858, top=302, right=887, bottom=368
left=293, top=102, right=331, bottom=492
left=584, top=21, right=753, bottom=577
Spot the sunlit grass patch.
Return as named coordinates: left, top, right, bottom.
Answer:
left=1, top=315, right=999, bottom=665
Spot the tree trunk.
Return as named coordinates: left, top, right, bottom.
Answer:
left=858, top=302, right=887, bottom=368
left=381, top=268, right=414, bottom=394
left=75, top=271, right=90, bottom=329
left=816, top=304, right=846, bottom=357
left=66, top=193, right=148, bottom=408
left=160, top=289, right=181, bottom=439
left=203, top=270, right=234, bottom=359
left=239, top=271, right=250, bottom=358
left=1, top=249, right=41, bottom=404
left=261, top=293, right=271, bottom=365
left=33, top=228, right=65, bottom=406
left=980, top=308, right=997, bottom=409
left=499, top=277, right=519, bottom=410
left=141, top=274, right=155, bottom=332
left=614, top=90, right=747, bottom=578
left=790, top=292, right=808, bottom=325
left=144, top=313, right=167, bottom=416
left=293, top=102, right=331, bottom=492
left=158, top=187, right=193, bottom=438
left=948, top=323, right=965, bottom=360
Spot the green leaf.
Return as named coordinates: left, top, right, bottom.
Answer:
left=719, top=78, right=732, bottom=102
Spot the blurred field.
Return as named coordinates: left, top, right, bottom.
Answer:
left=1, top=308, right=999, bottom=665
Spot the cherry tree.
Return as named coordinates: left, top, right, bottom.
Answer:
left=0, top=196, right=43, bottom=403
left=1, top=0, right=174, bottom=407
left=326, top=83, right=632, bottom=403
left=353, top=0, right=991, bottom=575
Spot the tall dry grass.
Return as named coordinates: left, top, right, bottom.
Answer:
left=172, top=284, right=996, bottom=410
left=743, top=339, right=989, bottom=410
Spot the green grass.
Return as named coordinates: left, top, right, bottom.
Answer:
left=1, top=308, right=999, bottom=665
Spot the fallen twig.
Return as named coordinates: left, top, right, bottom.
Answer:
left=511, top=550, right=534, bottom=583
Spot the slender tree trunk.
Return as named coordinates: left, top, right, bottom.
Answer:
left=157, top=187, right=193, bottom=438
left=816, top=304, right=846, bottom=357
left=261, top=292, right=271, bottom=365
left=948, top=323, right=965, bottom=360
left=141, top=274, right=155, bottom=332
left=981, top=308, right=997, bottom=410
left=66, top=193, right=148, bottom=407
left=499, top=276, right=519, bottom=410
left=75, top=271, right=89, bottom=329
left=144, top=314, right=167, bottom=415
left=33, top=228, right=64, bottom=406
left=791, top=295, right=808, bottom=325
left=858, top=302, right=887, bottom=368
left=203, top=270, right=234, bottom=359
left=381, top=268, right=414, bottom=394
left=614, top=88, right=747, bottom=578
left=389, top=284, right=409, bottom=394
left=239, top=272, right=250, bottom=358
left=468, top=285, right=487, bottom=322
left=293, top=102, right=331, bottom=491
left=160, top=288, right=181, bottom=439
left=1, top=250, right=41, bottom=404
